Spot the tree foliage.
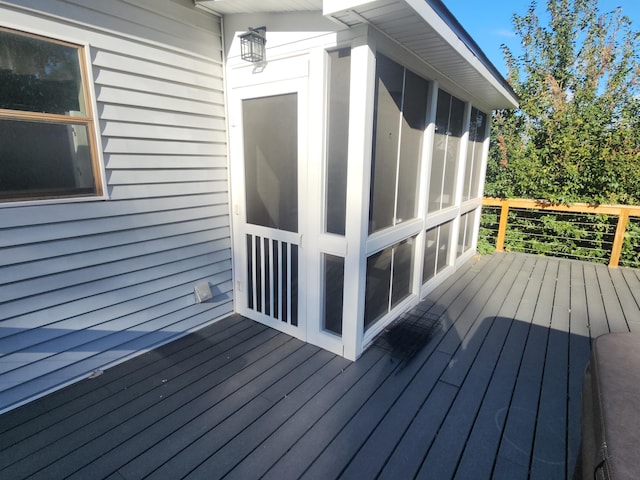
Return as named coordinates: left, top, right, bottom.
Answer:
left=485, top=0, right=640, bottom=205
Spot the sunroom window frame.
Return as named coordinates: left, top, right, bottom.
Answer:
left=0, top=26, right=104, bottom=205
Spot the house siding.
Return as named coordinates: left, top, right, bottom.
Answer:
left=0, top=0, right=231, bottom=412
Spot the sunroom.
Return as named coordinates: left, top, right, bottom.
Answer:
left=198, top=0, right=519, bottom=360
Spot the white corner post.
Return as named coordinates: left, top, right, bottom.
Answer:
left=341, top=30, right=376, bottom=361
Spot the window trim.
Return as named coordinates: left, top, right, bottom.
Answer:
left=0, top=26, right=105, bottom=206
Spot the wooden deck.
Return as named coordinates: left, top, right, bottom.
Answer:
left=1, top=252, right=639, bottom=480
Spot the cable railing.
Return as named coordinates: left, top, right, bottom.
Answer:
left=481, top=198, right=640, bottom=269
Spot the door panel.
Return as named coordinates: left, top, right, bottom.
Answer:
left=231, top=79, right=307, bottom=340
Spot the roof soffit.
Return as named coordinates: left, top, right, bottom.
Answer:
left=324, top=0, right=518, bottom=109
left=195, top=0, right=518, bottom=109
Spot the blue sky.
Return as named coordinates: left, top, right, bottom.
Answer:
left=444, top=0, right=640, bottom=76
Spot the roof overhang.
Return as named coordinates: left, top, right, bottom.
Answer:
left=195, top=0, right=519, bottom=110
left=324, top=0, right=518, bottom=110
left=194, top=0, right=322, bottom=15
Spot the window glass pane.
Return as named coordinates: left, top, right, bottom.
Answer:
left=457, top=210, right=476, bottom=257
left=0, top=29, right=85, bottom=115
left=423, top=227, right=438, bottom=282
left=428, top=91, right=464, bottom=212
left=458, top=214, right=467, bottom=256
left=365, top=237, right=417, bottom=330
left=441, top=96, right=464, bottom=209
left=0, top=119, right=95, bottom=200
left=391, top=238, right=414, bottom=307
left=396, top=71, right=427, bottom=223
left=462, top=107, right=478, bottom=201
left=428, top=91, right=450, bottom=213
left=470, top=110, right=487, bottom=199
left=325, top=49, right=350, bottom=235
left=423, top=220, right=453, bottom=284
left=323, top=254, right=344, bottom=336
left=364, top=247, right=392, bottom=330
left=467, top=210, right=477, bottom=250
left=437, top=221, right=452, bottom=273
left=463, top=107, right=487, bottom=201
left=243, top=93, right=298, bottom=233
left=369, top=55, right=403, bottom=233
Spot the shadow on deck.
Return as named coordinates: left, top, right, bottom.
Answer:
left=1, top=252, right=639, bottom=479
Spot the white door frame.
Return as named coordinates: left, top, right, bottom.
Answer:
left=229, top=72, right=309, bottom=341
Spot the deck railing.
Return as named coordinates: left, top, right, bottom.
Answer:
left=481, top=198, right=640, bottom=268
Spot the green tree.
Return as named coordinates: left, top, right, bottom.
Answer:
left=485, top=0, right=640, bottom=205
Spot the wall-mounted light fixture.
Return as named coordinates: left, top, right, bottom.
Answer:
left=239, top=26, right=267, bottom=63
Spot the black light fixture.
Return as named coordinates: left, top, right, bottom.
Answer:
left=239, top=26, right=267, bottom=63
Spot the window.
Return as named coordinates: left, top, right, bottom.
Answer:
left=428, top=90, right=465, bottom=213
left=322, top=254, right=345, bottom=336
left=423, top=221, right=453, bottom=283
left=369, top=54, right=429, bottom=233
left=0, top=27, right=101, bottom=202
left=364, top=237, right=415, bottom=330
left=325, top=49, right=350, bottom=235
left=457, top=209, right=477, bottom=257
left=462, top=108, right=488, bottom=201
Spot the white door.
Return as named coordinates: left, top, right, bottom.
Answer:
left=230, top=78, right=308, bottom=340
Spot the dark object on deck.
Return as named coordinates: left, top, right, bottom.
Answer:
left=577, top=332, right=640, bottom=480
left=374, top=310, right=441, bottom=365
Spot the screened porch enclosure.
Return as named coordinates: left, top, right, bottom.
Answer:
left=226, top=18, right=509, bottom=361
left=225, top=0, right=517, bottom=360
left=361, top=53, right=491, bottom=348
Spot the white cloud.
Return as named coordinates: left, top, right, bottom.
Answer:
left=493, top=28, right=516, bottom=38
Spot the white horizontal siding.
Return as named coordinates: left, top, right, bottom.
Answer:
left=92, top=51, right=224, bottom=93
left=0, top=0, right=232, bottom=412
left=105, top=155, right=228, bottom=169
left=107, top=169, right=229, bottom=184
left=97, top=86, right=224, bottom=116
left=3, top=0, right=222, bottom=59
left=102, top=122, right=227, bottom=143
left=100, top=105, right=226, bottom=130
left=2, top=253, right=231, bottom=336
left=108, top=181, right=228, bottom=200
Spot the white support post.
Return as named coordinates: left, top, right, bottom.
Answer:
left=342, top=30, right=376, bottom=361
left=451, top=102, right=472, bottom=264
left=472, top=113, right=493, bottom=252
left=413, top=80, right=437, bottom=298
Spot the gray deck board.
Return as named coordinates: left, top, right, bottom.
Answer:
left=69, top=341, right=324, bottom=479
left=492, top=259, right=553, bottom=480
left=0, top=321, right=270, bottom=472
left=1, top=252, right=637, bottom=480
left=531, top=260, right=570, bottom=480
left=415, top=254, right=531, bottom=478
left=567, top=261, right=596, bottom=477
left=596, top=267, right=628, bottom=333
left=453, top=255, right=534, bottom=479
left=0, top=316, right=253, bottom=438
left=612, top=267, right=640, bottom=331
left=183, top=353, right=350, bottom=479
left=225, top=348, right=390, bottom=480
left=337, top=351, right=452, bottom=479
